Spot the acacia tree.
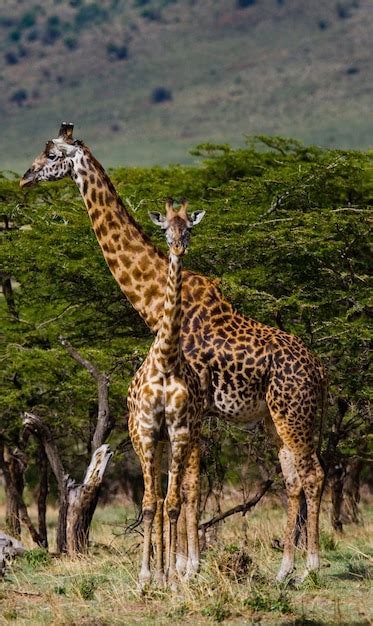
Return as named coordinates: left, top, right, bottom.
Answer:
left=1, top=138, right=371, bottom=547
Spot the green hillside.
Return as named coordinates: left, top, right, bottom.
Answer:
left=0, top=0, right=372, bottom=172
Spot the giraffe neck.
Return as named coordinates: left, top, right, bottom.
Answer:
left=153, top=252, right=183, bottom=372
left=70, top=148, right=167, bottom=330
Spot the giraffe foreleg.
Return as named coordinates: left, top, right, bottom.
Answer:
left=154, top=441, right=165, bottom=587
left=137, top=421, right=159, bottom=586
left=181, top=442, right=201, bottom=578
left=165, top=424, right=190, bottom=582
left=176, top=503, right=188, bottom=575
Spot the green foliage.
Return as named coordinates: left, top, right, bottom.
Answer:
left=74, top=3, right=108, bottom=28
left=23, top=548, right=52, bottom=568
left=244, top=590, right=292, bottom=613
left=76, top=575, right=98, bottom=600
left=1, top=136, right=371, bottom=500
left=201, top=598, right=231, bottom=622
left=320, top=531, right=338, bottom=552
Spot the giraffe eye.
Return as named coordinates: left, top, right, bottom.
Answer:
left=48, top=154, right=58, bottom=161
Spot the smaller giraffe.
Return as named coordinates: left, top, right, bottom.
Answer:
left=127, top=199, right=205, bottom=586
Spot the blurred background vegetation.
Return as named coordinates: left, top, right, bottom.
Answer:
left=0, top=0, right=372, bottom=172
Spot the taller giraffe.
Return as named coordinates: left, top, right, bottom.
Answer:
left=21, top=123, right=326, bottom=581
left=127, top=199, right=205, bottom=586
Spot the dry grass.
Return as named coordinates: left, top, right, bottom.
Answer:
left=0, top=497, right=372, bottom=625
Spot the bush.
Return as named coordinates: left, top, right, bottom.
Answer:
left=64, top=35, right=78, bottom=50
left=27, top=29, right=39, bottom=42
left=151, top=86, right=172, bottom=103
left=10, top=89, right=28, bottom=106
left=237, top=0, right=256, bottom=7
left=141, top=9, right=161, bottom=20
left=318, top=19, right=329, bottom=29
left=4, top=52, right=18, bottom=65
left=106, top=42, right=128, bottom=61
left=9, top=29, right=21, bottom=42
left=23, top=548, right=51, bottom=568
left=75, top=3, right=107, bottom=28
left=20, top=11, right=37, bottom=29
left=42, top=25, right=61, bottom=46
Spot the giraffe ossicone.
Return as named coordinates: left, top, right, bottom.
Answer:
left=21, top=123, right=327, bottom=583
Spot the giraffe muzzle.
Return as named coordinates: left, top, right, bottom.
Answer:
left=20, top=169, right=36, bottom=188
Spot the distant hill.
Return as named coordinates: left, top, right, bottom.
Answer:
left=0, top=0, right=372, bottom=172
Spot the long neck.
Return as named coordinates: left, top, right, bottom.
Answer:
left=70, top=149, right=168, bottom=330
left=153, top=252, right=183, bottom=372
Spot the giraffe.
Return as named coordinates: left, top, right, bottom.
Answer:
left=127, top=199, right=205, bottom=586
left=21, top=123, right=326, bottom=581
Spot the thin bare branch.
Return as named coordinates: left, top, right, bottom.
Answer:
left=199, top=480, right=272, bottom=532
left=58, top=337, right=111, bottom=450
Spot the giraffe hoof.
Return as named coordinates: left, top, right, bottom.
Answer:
left=276, top=567, right=294, bottom=583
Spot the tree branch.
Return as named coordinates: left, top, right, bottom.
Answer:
left=199, top=480, right=272, bottom=532
left=23, top=413, right=66, bottom=493
left=58, top=336, right=111, bottom=451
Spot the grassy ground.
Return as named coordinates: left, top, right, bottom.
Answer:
left=0, top=497, right=372, bottom=625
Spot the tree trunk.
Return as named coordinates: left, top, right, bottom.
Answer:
left=23, top=412, right=112, bottom=554
left=65, top=445, right=113, bottom=553
left=330, top=463, right=344, bottom=533
left=0, top=273, right=19, bottom=319
left=37, top=444, right=49, bottom=548
left=0, top=441, right=43, bottom=546
left=23, top=341, right=113, bottom=554
left=343, top=457, right=363, bottom=524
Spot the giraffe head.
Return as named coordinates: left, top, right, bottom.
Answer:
left=149, top=199, right=205, bottom=257
left=20, top=122, right=83, bottom=188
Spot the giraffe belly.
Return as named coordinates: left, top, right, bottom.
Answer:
left=212, top=391, right=270, bottom=423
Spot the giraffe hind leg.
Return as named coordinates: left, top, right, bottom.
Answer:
left=276, top=442, right=324, bottom=581
left=296, top=450, right=324, bottom=579
left=276, top=446, right=303, bottom=581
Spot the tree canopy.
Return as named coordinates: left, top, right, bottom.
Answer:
left=1, top=136, right=371, bottom=499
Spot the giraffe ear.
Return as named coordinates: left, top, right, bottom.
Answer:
left=149, top=211, right=168, bottom=229
left=189, top=210, right=205, bottom=227
left=52, top=138, right=78, bottom=157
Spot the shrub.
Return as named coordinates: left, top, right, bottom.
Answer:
left=20, top=11, right=37, bottom=29
left=318, top=19, right=329, bottom=29
left=9, top=89, right=28, bottom=106
left=27, top=29, right=39, bottom=42
left=237, top=0, right=256, bottom=7
left=75, top=3, right=107, bottom=28
left=76, top=576, right=98, bottom=600
left=23, top=548, right=51, bottom=567
left=64, top=35, right=78, bottom=50
left=4, top=52, right=18, bottom=65
left=151, top=86, right=172, bottom=103
left=107, top=42, right=128, bottom=61
left=141, top=9, right=161, bottom=20
left=346, top=65, right=359, bottom=75
left=9, top=29, right=21, bottom=42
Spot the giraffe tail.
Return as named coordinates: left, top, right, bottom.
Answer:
left=317, top=370, right=329, bottom=455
